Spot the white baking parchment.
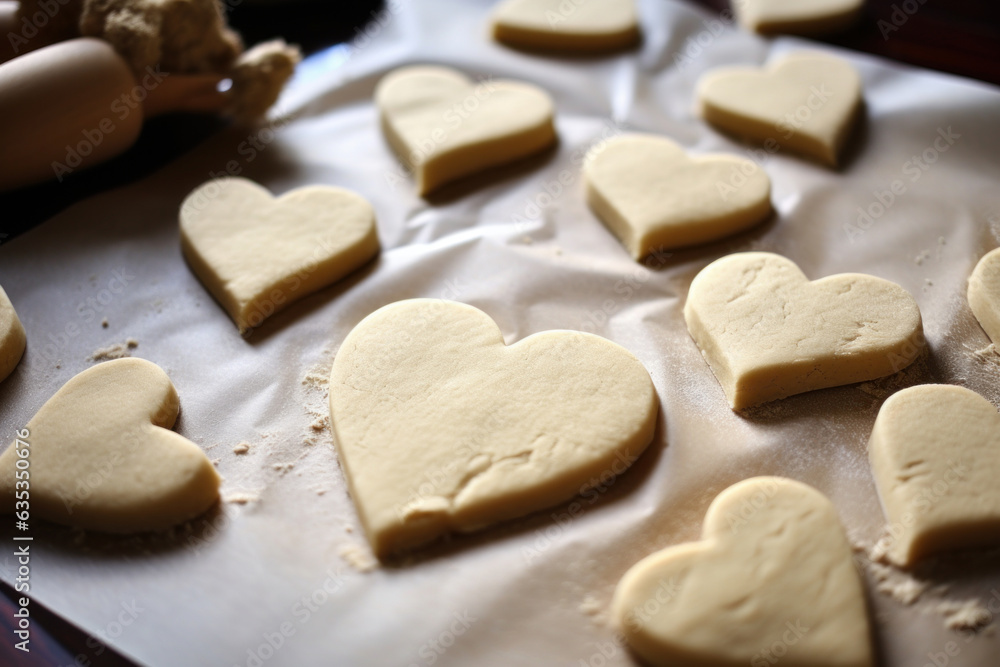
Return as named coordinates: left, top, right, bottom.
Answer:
left=2, top=0, right=1000, bottom=665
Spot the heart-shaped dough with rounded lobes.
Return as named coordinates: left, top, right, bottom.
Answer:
left=697, top=53, right=862, bottom=167
left=685, top=252, right=923, bottom=409
left=613, top=477, right=873, bottom=667
left=734, top=0, right=864, bottom=35
left=869, top=384, right=1000, bottom=567
left=968, top=247, right=1000, bottom=345
left=376, top=66, right=556, bottom=195
left=584, top=134, right=772, bottom=259
left=180, top=177, right=379, bottom=334
left=0, top=285, right=26, bottom=384
left=0, top=358, right=220, bottom=532
left=491, top=0, right=640, bottom=53
left=329, top=299, right=658, bottom=558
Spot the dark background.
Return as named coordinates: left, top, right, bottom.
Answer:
left=1, top=0, right=998, bottom=246
left=1, top=0, right=999, bottom=664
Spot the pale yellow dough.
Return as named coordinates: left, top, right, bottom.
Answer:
left=612, top=477, right=873, bottom=667
left=180, top=177, right=380, bottom=333
left=697, top=53, right=862, bottom=167
left=684, top=252, right=923, bottom=409
left=376, top=66, right=556, bottom=195
left=0, top=358, right=220, bottom=532
left=490, top=0, right=640, bottom=53
left=584, top=134, right=772, bottom=259
left=328, top=299, right=658, bottom=558
left=734, top=0, right=864, bottom=35
left=0, top=286, right=26, bottom=384
left=968, top=247, right=1000, bottom=345
left=868, top=384, right=1000, bottom=567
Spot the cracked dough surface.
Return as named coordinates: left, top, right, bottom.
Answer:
left=684, top=252, right=924, bottom=409
left=968, top=247, right=1000, bottom=345
left=584, top=134, right=772, bottom=259
left=376, top=66, right=556, bottom=195
left=328, top=299, right=658, bottom=558
left=868, top=384, right=1000, bottom=567
left=734, top=0, right=864, bottom=35
left=180, top=177, right=380, bottom=333
left=0, top=358, right=220, bottom=532
left=696, top=52, right=862, bottom=167
left=612, top=477, right=873, bottom=667
left=0, top=285, right=26, bottom=384
left=490, top=0, right=640, bottom=53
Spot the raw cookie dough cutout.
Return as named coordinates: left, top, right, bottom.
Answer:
left=0, top=285, right=26, bottom=384
left=968, top=247, right=1000, bottom=345
left=684, top=252, right=924, bottom=409
left=329, top=299, right=658, bottom=558
left=734, top=0, right=864, bottom=35
left=584, top=134, right=772, bottom=259
left=869, top=384, right=1000, bottom=567
left=180, top=177, right=380, bottom=334
left=0, top=358, right=220, bottom=532
left=697, top=52, right=862, bottom=167
left=613, top=477, right=873, bottom=667
left=491, top=0, right=640, bottom=53
left=376, top=66, right=556, bottom=195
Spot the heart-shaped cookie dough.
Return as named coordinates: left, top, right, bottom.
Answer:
left=0, top=285, right=26, bottom=384
left=968, top=247, right=1000, bottom=345
left=613, top=477, right=873, bottom=667
left=329, top=299, right=658, bottom=558
left=697, top=53, right=862, bottom=167
left=584, top=134, right=772, bottom=259
left=376, top=66, right=556, bottom=195
left=734, top=0, right=864, bottom=35
left=491, top=0, right=640, bottom=53
left=685, top=252, right=923, bottom=409
left=180, top=177, right=379, bottom=333
left=869, top=384, right=1000, bottom=567
left=0, top=358, right=220, bottom=532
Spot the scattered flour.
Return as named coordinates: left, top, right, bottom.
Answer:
left=88, top=339, right=138, bottom=361
left=339, top=544, right=377, bottom=572
left=938, top=599, right=992, bottom=632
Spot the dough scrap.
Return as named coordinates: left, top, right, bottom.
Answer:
left=696, top=53, right=862, bottom=167
left=376, top=66, right=556, bottom=195
left=584, top=134, right=772, bottom=259
left=0, top=285, right=26, bottom=384
left=180, top=177, right=379, bottom=334
left=968, top=247, right=1000, bottom=345
left=734, top=0, right=864, bottom=35
left=612, top=477, right=873, bottom=667
left=0, top=358, right=220, bottom=532
left=684, top=252, right=923, bottom=409
left=329, top=299, right=658, bottom=558
left=16, top=0, right=300, bottom=121
left=490, top=0, right=640, bottom=53
left=868, top=384, right=1000, bottom=567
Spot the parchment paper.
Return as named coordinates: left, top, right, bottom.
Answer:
left=2, top=0, right=1000, bottom=665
